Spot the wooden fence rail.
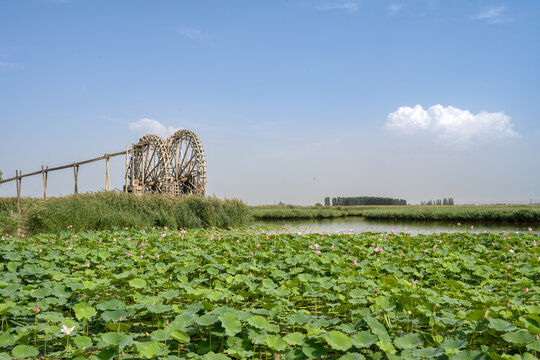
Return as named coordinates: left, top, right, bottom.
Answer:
left=0, top=149, right=130, bottom=211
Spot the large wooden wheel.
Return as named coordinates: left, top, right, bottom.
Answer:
left=128, top=134, right=173, bottom=194
left=168, top=130, right=207, bottom=196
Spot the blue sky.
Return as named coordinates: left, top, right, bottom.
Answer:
left=1, top=0, right=539, bottom=205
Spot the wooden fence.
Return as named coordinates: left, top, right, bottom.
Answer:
left=0, top=148, right=132, bottom=211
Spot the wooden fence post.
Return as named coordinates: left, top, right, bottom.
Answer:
left=125, top=146, right=128, bottom=193
left=73, top=163, right=79, bottom=195
left=16, top=170, right=21, bottom=212
left=42, top=165, right=48, bottom=199
left=105, top=154, right=110, bottom=191
left=130, top=147, right=134, bottom=192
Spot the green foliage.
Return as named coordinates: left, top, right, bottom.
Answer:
left=0, top=214, right=17, bottom=235
left=250, top=204, right=367, bottom=219
left=251, top=203, right=540, bottom=223
left=0, top=228, right=538, bottom=359
left=17, top=191, right=249, bottom=234
left=332, top=196, right=407, bottom=206
left=362, top=204, right=540, bottom=222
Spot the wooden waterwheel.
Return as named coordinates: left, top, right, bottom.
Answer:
left=127, top=134, right=174, bottom=195
left=168, top=129, right=207, bottom=196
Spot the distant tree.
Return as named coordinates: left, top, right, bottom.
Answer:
left=324, top=197, right=330, bottom=206
left=315, top=202, right=323, bottom=207
left=443, top=198, right=448, bottom=205
left=330, top=196, right=407, bottom=206
left=448, top=197, right=454, bottom=205
left=0, top=170, right=2, bottom=182
left=426, top=200, right=433, bottom=205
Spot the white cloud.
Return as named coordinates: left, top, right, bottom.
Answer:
left=386, top=104, right=518, bottom=142
left=387, top=3, right=403, bottom=15
left=129, top=118, right=181, bottom=138
left=316, top=1, right=359, bottom=13
left=475, top=6, right=510, bottom=23
left=176, top=27, right=205, bottom=41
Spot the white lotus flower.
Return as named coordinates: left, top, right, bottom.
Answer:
left=60, top=324, right=75, bottom=336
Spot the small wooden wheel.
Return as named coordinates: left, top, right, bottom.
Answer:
left=168, top=130, right=207, bottom=196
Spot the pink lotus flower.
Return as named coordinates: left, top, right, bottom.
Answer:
left=126, top=252, right=131, bottom=257
left=315, top=250, right=321, bottom=255
left=524, top=288, right=529, bottom=293
left=38, top=248, right=42, bottom=253
left=156, top=254, right=160, bottom=259
left=256, top=243, right=260, bottom=248
left=352, top=259, right=357, bottom=265
left=528, top=227, right=533, bottom=231
left=470, top=226, right=474, bottom=229
left=314, top=244, right=319, bottom=249
left=86, top=263, right=90, bottom=268
left=506, top=264, right=510, bottom=270
left=457, top=222, right=461, bottom=226
left=181, top=229, right=187, bottom=234
left=35, top=306, right=40, bottom=313
left=161, top=233, right=166, bottom=238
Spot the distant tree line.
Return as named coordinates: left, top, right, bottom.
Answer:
left=326, top=196, right=407, bottom=206
left=421, top=198, right=454, bottom=206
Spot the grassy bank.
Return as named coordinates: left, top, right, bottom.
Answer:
left=362, top=204, right=540, bottom=223
left=250, top=204, right=540, bottom=223
left=249, top=205, right=367, bottom=219
left=0, top=192, right=250, bottom=235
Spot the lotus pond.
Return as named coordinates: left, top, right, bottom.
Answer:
left=0, top=228, right=539, bottom=359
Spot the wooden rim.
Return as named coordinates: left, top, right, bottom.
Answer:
left=168, top=130, right=207, bottom=196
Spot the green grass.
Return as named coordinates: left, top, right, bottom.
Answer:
left=0, top=192, right=250, bottom=235
left=249, top=205, right=367, bottom=219
left=250, top=204, right=540, bottom=223
left=0, top=213, right=17, bottom=235
left=362, top=204, right=540, bottom=223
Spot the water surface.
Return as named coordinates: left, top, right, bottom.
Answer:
left=256, top=216, right=538, bottom=235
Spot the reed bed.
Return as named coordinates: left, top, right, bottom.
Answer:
left=0, top=192, right=250, bottom=235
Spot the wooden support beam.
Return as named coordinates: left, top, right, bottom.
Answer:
left=16, top=170, right=21, bottom=212
left=0, top=150, right=127, bottom=185
left=125, top=146, right=129, bottom=193
left=73, top=163, right=79, bottom=195
left=131, top=147, right=134, bottom=192
left=105, top=154, right=110, bottom=191
left=142, top=150, right=145, bottom=188
left=42, top=165, right=48, bottom=200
